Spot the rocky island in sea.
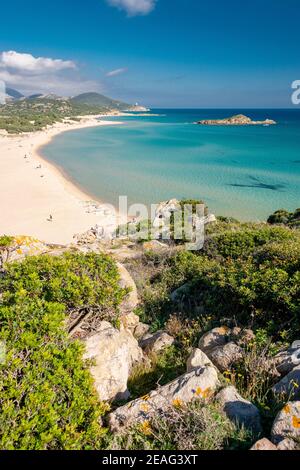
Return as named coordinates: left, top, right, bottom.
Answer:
left=197, top=114, right=276, bottom=126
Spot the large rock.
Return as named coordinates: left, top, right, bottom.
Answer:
left=250, top=438, right=277, bottom=451
left=272, top=365, right=300, bottom=400
left=216, top=386, right=262, bottom=434
left=271, top=401, right=300, bottom=445
left=275, top=341, right=300, bottom=375
left=198, top=327, right=230, bottom=355
left=186, top=348, right=214, bottom=372
left=209, top=342, right=244, bottom=372
left=83, top=321, right=144, bottom=402
left=139, top=330, right=175, bottom=353
left=109, top=365, right=219, bottom=431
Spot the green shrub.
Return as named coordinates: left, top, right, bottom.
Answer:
left=0, top=252, right=126, bottom=322
left=0, top=252, right=127, bottom=449
left=0, top=298, right=108, bottom=449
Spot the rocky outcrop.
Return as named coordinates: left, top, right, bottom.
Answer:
left=197, top=114, right=276, bottom=126
left=197, top=327, right=255, bottom=371
left=83, top=321, right=144, bottom=402
left=216, top=386, right=262, bottom=434
left=250, top=438, right=277, bottom=451
left=271, top=402, right=300, bottom=445
left=272, top=365, right=300, bottom=400
left=109, top=365, right=219, bottom=431
left=139, top=330, right=175, bottom=353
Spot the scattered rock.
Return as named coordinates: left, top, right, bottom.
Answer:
left=209, top=342, right=244, bottom=372
left=142, top=240, right=168, bottom=252
left=133, top=322, right=150, bottom=340
left=250, top=438, right=277, bottom=451
left=232, top=328, right=255, bottom=346
left=216, top=386, right=262, bottom=434
left=198, top=326, right=230, bottom=355
left=139, top=330, right=175, bottom=353
left=83, top=321, right=144, bottom=402
left=170, top=283, right=193, bottom=302
left=277, top=438, right=298, bottom=450
left=186, top=348, right=214, bottom=372
left=117, top=262, right=139, bottom=314
left=271, top=401, right=300, bottom=445
left=109, top=365, right=219, bottom=431
left=272, top=365, right=300, bottom=400
left=119, top=312, right=140, bottom=334
left=275, top=341, right=300, bottom=375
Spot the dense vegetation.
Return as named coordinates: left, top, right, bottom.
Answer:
left=0, top=253, right=126, bottom=449
left=129, top=221, right=300, bottom=340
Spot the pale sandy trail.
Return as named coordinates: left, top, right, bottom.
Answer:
left=0, top=116, right=126, bottom=244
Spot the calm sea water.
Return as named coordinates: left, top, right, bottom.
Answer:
left=42, top=109, right=300, bottom=220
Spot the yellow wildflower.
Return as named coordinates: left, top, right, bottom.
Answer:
left=140, top=403, right=149, bottom=413
left=283, top=404, right=291, bottom=414
left=172, top=398, right=183, bottom=409
left=292, top=416, right=300, bottom=429
left=140, top=420, right=152, bottom=436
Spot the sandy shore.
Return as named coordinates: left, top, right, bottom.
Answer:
left=0, top=116, right=126, bottom=244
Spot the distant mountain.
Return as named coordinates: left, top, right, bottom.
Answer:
left=27, top=93, right=66, bottom=101
left=5, top=88, right=24, bottom=101
left=28, top=93, right=44, bottom=100
left=71, top=92, right=130, bottom=110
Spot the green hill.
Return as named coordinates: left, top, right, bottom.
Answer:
left=71, top=92, right=130, bottom=110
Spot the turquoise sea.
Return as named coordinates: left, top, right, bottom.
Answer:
left=41, top=109, right=300, bottom=221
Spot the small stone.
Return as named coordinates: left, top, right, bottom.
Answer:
left=250, top=438, right=277, bottom=451
left=275, top=343, right=300, bottom=375
left=277, top=439, right=298, bottom=450
left=209, top=342, right=244, bottom=371
left=119, top=312, right=140, bottom=334
left=133, top=322, right=150, bottom=340
left=139, top=330, right=175, bottom=353
left=216, top=386, right=262, bottom=435
left=198, top=327, right=230, bottom=355
left=272, top=366, right=300, bottom=400
left=186, top=348, right=214, bottom=372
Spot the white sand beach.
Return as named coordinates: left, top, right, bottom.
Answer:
left=0, top=116, right=126, bottom=244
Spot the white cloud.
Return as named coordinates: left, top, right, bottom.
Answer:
left=107, top=0, right=156, bottom=16
left=106, top=67, right=128, bottom=77
left=0, top=50, right=102, bottom=96
left=0, top=51, right=76, bottom=74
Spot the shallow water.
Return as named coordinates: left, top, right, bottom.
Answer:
left=42, top=109, right=300, bottom=220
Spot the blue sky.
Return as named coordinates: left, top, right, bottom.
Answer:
left=0, top=0, right=299, bottom=107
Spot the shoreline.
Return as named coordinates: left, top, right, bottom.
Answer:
left=0, top=115, right=127, bottom=245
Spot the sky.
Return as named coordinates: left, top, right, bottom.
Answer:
left=0, top=0, right=299, bottom=107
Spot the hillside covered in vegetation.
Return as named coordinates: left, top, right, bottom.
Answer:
left=0, top=207, right=299, bottom=450
left=0, top=92, right=133, bottom=134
